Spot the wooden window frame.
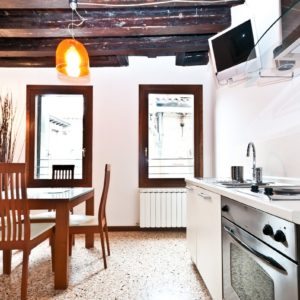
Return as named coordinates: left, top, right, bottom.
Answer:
left=26, top=85, right=93, bottom=187
left=139, top=84, right=203, bottom=188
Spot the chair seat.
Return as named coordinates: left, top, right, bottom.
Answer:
left=30, top=211, right=72, bottom=220
left=69, top=214, right=98, bottom=226
left=30, top=223, right=55, bottom=239
left=30, top=211, right=56, bottom=220
left=0, top=223, right=55, bottom=241
left=31, top=212, right=97, bottom=226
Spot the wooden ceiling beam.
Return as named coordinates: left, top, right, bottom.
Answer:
left=0, top=0, right=245, bottom=9
left=0, top=55, right=129, bottom=67
left=0, top=7, right=231, bottom=38
left=0, top=35, right=211, bottom=57
left=0, top=25, right=226, bottom=38
left=176, top=51, right=209, bottom=66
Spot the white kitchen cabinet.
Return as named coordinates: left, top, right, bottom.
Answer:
left=186, top=184, right=222, bottom=300
left=186, top=185, right=197, bottom=263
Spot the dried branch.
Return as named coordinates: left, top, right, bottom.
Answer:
left=0, top=92, right=17, bottom=162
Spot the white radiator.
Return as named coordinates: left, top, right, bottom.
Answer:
left=139, top=188, right=186, bottom=228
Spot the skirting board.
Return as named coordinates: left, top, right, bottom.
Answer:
left=108, top=226, right=186, bottom=232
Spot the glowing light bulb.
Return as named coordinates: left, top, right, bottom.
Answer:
left=56, top=39, right=89, bottom=78
left=65, top=45, right=81, bottom=77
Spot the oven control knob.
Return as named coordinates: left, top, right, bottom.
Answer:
left=251, top=184, right=259, bottom=193
left=274, top=230, right=286, bottom=243
left=262, top=224, right=273, bottom=236
left=222, top=205, right=229, bottom=212
left=264, top=187, right=274, bottom=196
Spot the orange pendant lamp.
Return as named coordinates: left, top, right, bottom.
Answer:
left=56, top=0, right=90, bottom=78
left=56, top=38, right=90, bottom=78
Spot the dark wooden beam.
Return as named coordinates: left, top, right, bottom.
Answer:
left=281, top=0, right=300, bottom=38
left=0, top=6, right=231, bottom=38
left=0, top=57, right=55, bottom=68
left=176, top=51, right=209, bottom=66
left=0, top=0, right=245, bottom=9
left=281, top=0, right=300, bottom=11
left=0, top=35, right=212, bottom=57
left=0, top=55, right=129, bottom=67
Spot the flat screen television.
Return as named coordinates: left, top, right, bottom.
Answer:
left=209, top=19, right=260, bottom=82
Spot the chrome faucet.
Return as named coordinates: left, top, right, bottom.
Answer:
left=246, top=142, right=256, bottom=181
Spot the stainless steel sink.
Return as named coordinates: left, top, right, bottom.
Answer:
left=215, top=180, right=271, bottom=188
left=215, top=180, right=254, bottom=188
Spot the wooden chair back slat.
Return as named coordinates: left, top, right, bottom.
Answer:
left=52, top=165, right=75, bottom=180
left=0, top=163, right=29, bottom=245
left=98, top=164, right=111, bottom=222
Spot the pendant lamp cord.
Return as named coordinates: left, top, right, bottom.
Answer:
left=67, top=1, right=87, bottom=39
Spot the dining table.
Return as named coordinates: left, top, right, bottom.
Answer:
left=3, top=187, right=94, bottom=290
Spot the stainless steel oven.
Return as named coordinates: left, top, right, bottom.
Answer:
left=222, top=196, right=299, bottom=300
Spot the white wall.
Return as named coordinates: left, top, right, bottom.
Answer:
left=0, top=56, right=216, bottom=225
left=215, top=0, right=300, bottom=182
left=215, top=77, right=300, bottom=180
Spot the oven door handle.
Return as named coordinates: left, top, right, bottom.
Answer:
left=224, top=226, right=287, bottom=273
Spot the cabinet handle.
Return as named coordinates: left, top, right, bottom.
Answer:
left=198, top=192, right=211, bottom=200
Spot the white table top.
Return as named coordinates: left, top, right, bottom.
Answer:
left=27, top=187, right=94, bottom=200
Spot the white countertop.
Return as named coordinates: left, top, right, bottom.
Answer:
left=186, top=177, right=300, bottom=224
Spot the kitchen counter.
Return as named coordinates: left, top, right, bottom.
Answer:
left=186, top=177, right=300, bottom=225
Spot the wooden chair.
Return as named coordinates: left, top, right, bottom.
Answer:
left=0, top=163, right=55, bottom=300
left=46, top=164, right=75, bottom=214
left=52, top=164, right=75, bottom=180
left=31, top=164, right=75, bottom=243
left=69, top=164, right=111, bottom=269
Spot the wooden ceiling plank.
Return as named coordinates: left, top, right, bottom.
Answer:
left=0, top=34, right=211, bottom=57
left=0, top=7, right=231, bottom=37
left=0, top=7, right=231, bottom=27
left=0, top=23, right=228, bottom=38
left=0, top=0, right=245, bottom=9
left=0, top=55, right=129, bottom=67
left=176, top=51, right=209, bottom=66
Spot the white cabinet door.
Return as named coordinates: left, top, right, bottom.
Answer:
left=195, top=186, right=222, bottom=300
left=186, top=185, right=197, bottom=263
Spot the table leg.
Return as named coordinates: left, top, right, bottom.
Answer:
left=85, top=194, right=94, bottom=248
left=54, top=203, right=69, bottom=289
left=3, top=250, right=11, bottom=274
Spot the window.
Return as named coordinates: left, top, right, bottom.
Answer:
left=26, top=85, right=93, bottom=187
left=139, top=84, right=203, bottom=187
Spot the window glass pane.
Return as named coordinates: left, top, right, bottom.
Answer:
left=148, top=93, right=194, bottom=179
left=230, top=243, right=274, bottom=300
left=34, top=94, right=84, bottom=179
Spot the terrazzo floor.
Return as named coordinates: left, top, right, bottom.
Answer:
left=0, top=231, right=211, bottom=300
